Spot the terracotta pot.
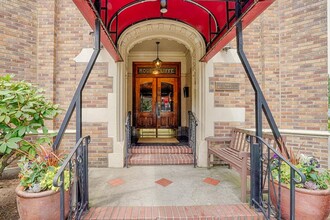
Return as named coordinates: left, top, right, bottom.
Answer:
left=16, top=186, right=70, bottom=220
left=270, top=181, right=330, bottom=220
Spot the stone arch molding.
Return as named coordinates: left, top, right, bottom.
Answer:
left=117, top=19, right=206, bottom=126
left=118, top=20, right=205, bottom=65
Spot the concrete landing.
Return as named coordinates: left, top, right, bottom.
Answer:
left=88, top=166, right=242, bottom=207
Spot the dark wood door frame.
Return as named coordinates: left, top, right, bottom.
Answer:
left=133, top=62, right=181, bottom=131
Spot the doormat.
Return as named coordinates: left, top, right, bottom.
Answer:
left=137, top=138, right=179, bottom=144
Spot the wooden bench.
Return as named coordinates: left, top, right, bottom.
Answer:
left=205, top=128, right=277, bottom=202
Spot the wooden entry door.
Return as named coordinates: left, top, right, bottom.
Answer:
left=135, top=78, right=178, bottom=130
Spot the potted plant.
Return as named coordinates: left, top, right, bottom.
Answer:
left=0, top=75, right=70, bottom=219
left=270, top=153, right=330, bottom=220
left=15, top=142, right=71, bottom=220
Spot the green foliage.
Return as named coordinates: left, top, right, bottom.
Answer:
left=271, top=154, right=330, bottom=190
left=41, top=166, right=70, bottom=192
left=0, top=75, right=61, bottom=172
left=0, top=75, right=69, bottom=192
left=18, top=156, right=47, bottom=192
left=18, top=155, right=70, bottom=192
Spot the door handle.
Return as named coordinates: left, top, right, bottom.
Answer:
left=156, top=102, right=161, bottom=118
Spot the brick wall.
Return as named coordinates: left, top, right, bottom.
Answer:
left=279, top=0, right=327, bottom=131
left=0, top=0, right=37, bottom=81
left=212, top=0, right=328, bottom=167
left=83, top=123, right=113, bottom=167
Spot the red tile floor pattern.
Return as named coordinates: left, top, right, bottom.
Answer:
left=203, top=178, right=220, bottom=186
left=83, top=204, right=263, bottom=219
left=155, top=178, right=173, bottom=187
left=108, top=178, right=125, bottom=187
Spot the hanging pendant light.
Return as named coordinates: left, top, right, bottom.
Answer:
left=153, top=41, right=162, bottom=68
left=160, top=0, right=168, bottom=14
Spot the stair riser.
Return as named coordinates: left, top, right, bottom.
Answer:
left=128, top=160, right=193, bottom=165
left=128, top=153, right=194, bottom=166
left=130, top=148, right=192, bottom=154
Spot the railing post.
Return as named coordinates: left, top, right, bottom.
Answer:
left=290, top=168, right=295, bottom=220
left=125, top=112, right=132, bottom=168
left=60, top=173, right=65, bottom=220
left=76, top=93, right=82, bottom=142
left=188, top=111, right=198, bottom=168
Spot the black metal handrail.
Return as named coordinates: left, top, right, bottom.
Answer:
left=247, top=135, right=306, bottom=220
left=53, top=136, right=91, bottom=220
left=125, top=111, right=132, bottom=168
left=188, top=111, right=198, bottom=167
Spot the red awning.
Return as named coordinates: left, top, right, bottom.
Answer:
left=73, top=0, right=275, bottom=62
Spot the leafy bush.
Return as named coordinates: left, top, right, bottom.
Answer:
left=0, top=75, right=61, bottom=176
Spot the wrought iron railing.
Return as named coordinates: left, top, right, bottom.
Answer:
left=188, top=111, right=198, bottom=167
left=247, top=135, right=306, bottom=220
left=125, top=111, right=132, bottom=168
left=53, top=136, right=91, bottom=220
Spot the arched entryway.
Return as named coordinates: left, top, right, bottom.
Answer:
left=114, top=19, right=206, bottom=167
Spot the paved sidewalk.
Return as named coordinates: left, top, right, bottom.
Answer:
left=89, top=166, right=242, bottom=207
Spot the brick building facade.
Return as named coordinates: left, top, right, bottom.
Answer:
left=1, top=0, right=328, bottom=167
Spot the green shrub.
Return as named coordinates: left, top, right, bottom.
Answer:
left=0, top=75, right=61, bottom=176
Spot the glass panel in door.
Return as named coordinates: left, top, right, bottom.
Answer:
left=157, top=78, right=177, bottom=129
left=160, top=82, right=174, bottom=112
left=135, top=78, right=156, bottom=128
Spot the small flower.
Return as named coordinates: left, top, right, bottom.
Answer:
left=304, top=181, right=318, bottom=190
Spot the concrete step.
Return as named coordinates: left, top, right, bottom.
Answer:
left=128, top=153, right=194, bottom=165
left=83, top=204, right=264, bottom=219
left=130, top=145, right=192, bottom=154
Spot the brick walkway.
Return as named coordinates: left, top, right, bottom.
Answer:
left=83, top=204, right=263, bottom=219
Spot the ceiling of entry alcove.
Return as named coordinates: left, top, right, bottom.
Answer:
left=130, top=39, right=188, bottom=53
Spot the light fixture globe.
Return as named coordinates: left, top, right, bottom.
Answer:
left=153, top=42, right=162, bottom=68
left=160, top=0, right=168, bottom=13
left=153, top=58, right=162, bottom=68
